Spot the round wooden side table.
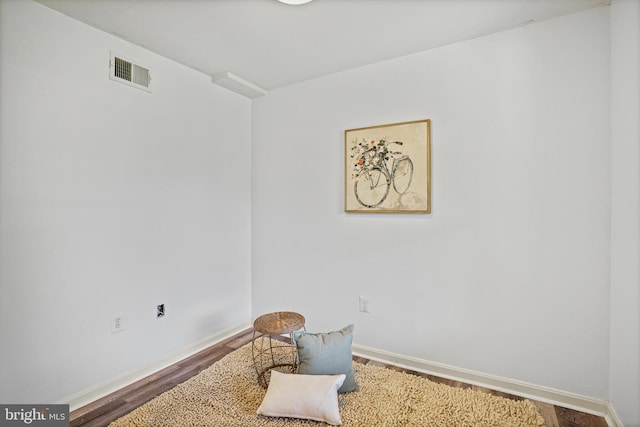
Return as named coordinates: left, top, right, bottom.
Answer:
left=251, top=311, right=305, bottom=388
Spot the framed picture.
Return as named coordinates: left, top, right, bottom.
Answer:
left=345, top=119, right=431, bottom=213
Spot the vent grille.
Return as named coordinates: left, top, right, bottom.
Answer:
left=114, top=57, right=132, bottom=81
left=110, top=52, right=151, bottom=92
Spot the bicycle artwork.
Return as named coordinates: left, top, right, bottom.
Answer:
left=344, top=119, right=431, bottom=213
left=350, top=138, right=413, bottom=208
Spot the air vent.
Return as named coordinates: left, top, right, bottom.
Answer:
left=110, top=52, right=151, bottom=92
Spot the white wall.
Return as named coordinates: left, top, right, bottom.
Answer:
left=0, top=0, right=252, bottom=404
left=610, top=0, right=640, bottom=425
left=252, top=7, right=611, bottom=400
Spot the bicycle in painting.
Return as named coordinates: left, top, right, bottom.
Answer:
left=349, top=138, right=414, bottom=208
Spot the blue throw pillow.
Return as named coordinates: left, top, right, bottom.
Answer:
left=294, top=324, right=357, bottom=393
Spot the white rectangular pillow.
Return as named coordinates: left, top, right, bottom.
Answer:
left=256, top=370, right=346, bottom=426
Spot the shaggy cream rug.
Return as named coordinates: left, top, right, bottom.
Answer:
left=110, top=344, right=544, bottom=426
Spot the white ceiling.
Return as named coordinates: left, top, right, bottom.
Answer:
left=36, top=0, right=609, bottom=95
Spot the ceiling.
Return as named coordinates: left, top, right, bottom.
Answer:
left=36, top=0, right=609, bottom=96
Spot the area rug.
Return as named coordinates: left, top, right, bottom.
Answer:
left=110, top=343, right=544, bottom=426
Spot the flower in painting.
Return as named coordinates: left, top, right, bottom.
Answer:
left=350, top=137, right=393, bottom=179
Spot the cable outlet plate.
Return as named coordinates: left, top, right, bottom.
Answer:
left=111, top=314, right=125, bottom=333
left=157, top=304, right=165, bottom=318
left=359, top=297, right=371, bottom=313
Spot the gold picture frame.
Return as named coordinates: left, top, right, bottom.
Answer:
left=345, top=119, right=431, bottom=213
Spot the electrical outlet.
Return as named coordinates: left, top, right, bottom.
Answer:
left=359, top=297, right=371, bottom=313
left=111, top=314, right=125, bottom=333
left=157, top=304, right=165, bottom=319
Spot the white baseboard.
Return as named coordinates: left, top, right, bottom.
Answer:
left=64, top=321, right=251, bottom=412
left=63, top=328, right=623, bottom=427
left=605, top=403, right=624, bottom=427
left=352, top=343, right=621, bottom=427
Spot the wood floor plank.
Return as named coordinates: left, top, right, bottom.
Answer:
left=70, top=398, right=126, bottom=427
left=352, top=355, right=369, bottom=364
left=70, top=328, right=608, bottom=427
left=74, top=403, right=136, bottom=427
left=534, top=401, right=560, bottom=427
left=225, top=330, right=255, bottom=349
left=555, top=406, right=609, bottom=427
left=178, top=346, right=230, bottom=372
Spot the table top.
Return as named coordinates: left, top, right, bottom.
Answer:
left=253, top=311, right=305, bottom=334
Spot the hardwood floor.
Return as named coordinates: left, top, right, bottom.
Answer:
left=70, top=329, right=609, bottom=427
